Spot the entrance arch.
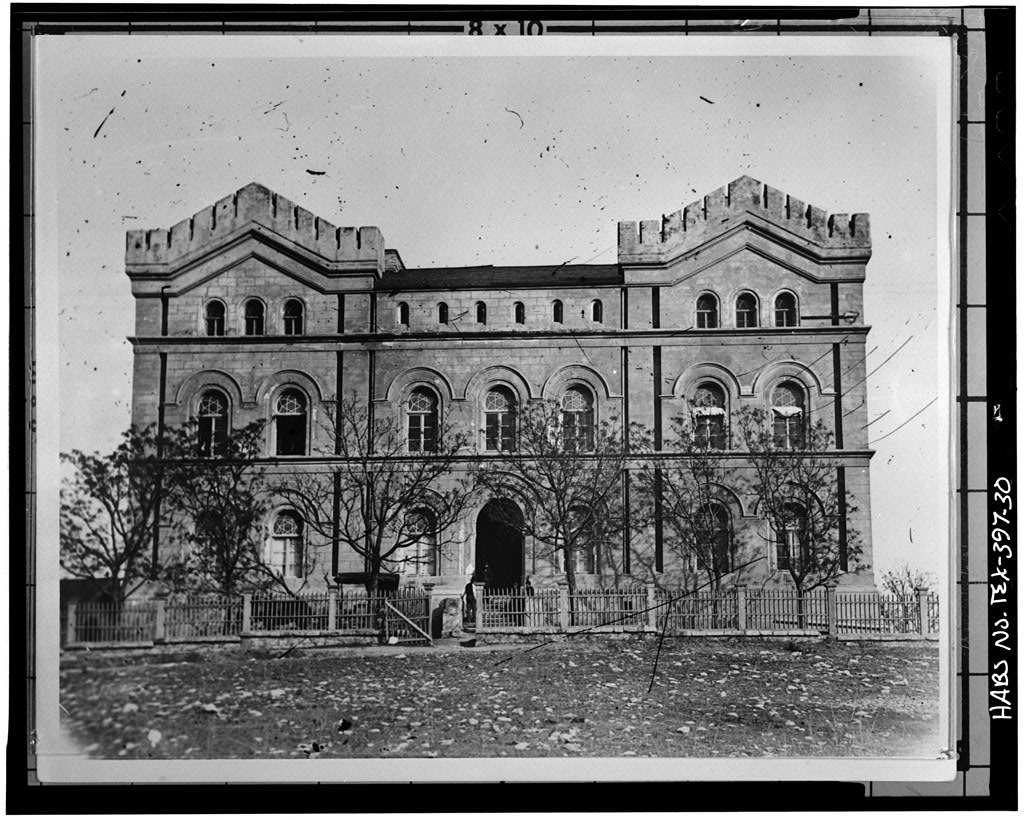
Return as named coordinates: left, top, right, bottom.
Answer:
left=475, top=498, right=525, bottom=588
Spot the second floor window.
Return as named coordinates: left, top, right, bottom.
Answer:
left=244, top=299, right=265, bottom=335
left=397, top=302, right=410, bottom=327
left=552, top=300, right=563, bottom=324
left=438, top=302, right=449, bottom=324
left=692, top=383, right=727, bottom=449
left=484, top=387, right=517, bottom=451
left=775, top=292, right=798, bottom=327
left=514, top=302, right=525, bottom=324
left=275, top=389, right=307, bottom=456
left=561, top=386, right=595, bottom=450
left=283, top=299, right=304, bottom=335
left=476, top=302, right=487, bottom=324
left=197, top=389, right=229, bottom=457
left=407, top=388, right=438, bottom=452
left=771, top=381, right=806, bottom=449
left=591, top=299, right=603, bottom=324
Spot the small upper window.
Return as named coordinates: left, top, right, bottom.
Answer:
left=197, top=389, right=229, bottom=456
left=774, top=292, right=798, bottom=327
left=591, top=299, right=603, bottom=324
left=514, top=302, right=525, bottom=325
left=397, top=302, right=410, bottom=327
left=771, top=381, right=806, bottom=450
left=275, top=389, right=308, bottom=456
left=552, top=300, right=563, bottom=324
left=205, top=300, right=226, bottom=337
left=244, top=299, right=265, bottom=336
left=283, top=299, right=304, bottom=335
left=692, top=383, right=727, bottom=449
left=438, top=302, right=449, bottom=324
left=476, top=302, right=487, bottom=325
left=696, top=293, right=719, bottom=329
left=736, top=293, right=758, bottom=328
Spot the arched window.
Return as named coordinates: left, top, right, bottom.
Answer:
left=397, top=302, right=410, bottom=327
left=476, top=302, right=487, bottom=325
left=777, top=502, right=809, bottom=572
left=591, top=299, right=603, bottom=324
left=269, top=511, right=304, bottom=578
left=696, top=293, right=719, bottom=329
left=568, top=506, right=597, bottom=574
left=552, top=300, right=563, bottom=324
left=244, top=299, right=265, bottom=336
left=197, top=389, right=229, bottom=457
left=735, top=292, right=758, bottom=328
left=283, top=299, right=304, bottom=335
left=514, top=302, right=525, bottom=325
left=700, top=502, right=733, bottom=576
left=692, top=383, right=727, bottom=449
left=561, top=385, right=595, bottom=450
left=771, top=381, right=806, bottom=449
left=438, top=302, right=449, bottom=324
left=484, top=386, right=517, bottom=451
left=774, top=292, right=798, bottom=327
left=274, top=389, right=308, bottom=456
left=407, top=387, right=438, bottom=453
left=401, top=509, right=437, bottom=576
left=205, top=300, right=226, bottom=336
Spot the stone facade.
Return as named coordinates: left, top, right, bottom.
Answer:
left=126, top=175, right=877, bottom=599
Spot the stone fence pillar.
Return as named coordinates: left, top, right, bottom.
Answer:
left=327, top=590, right=338, bottom=632
left=915, top=587, right=931, bottom=636
left=154, top=595, right=167, bottom=642
left=241, top=593, right=252, bottom=634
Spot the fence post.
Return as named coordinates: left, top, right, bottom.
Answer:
left=557, top=581, right=570, bottom=632
left=473, top=582, right=484, bottom=633
left=646, top=583, right=658, bottom=632
left=66, top=603, right=77, bottom=645
left=154, top=595, right=167, bottom=642
left=915, top=587, right=929, bottom=636
left=328, top=590, right=337, bottom=632
left=241, top=594, right=252, bottom=634
left=826, top=583, right=839, bottom=638
left=735, top=584, right=747, bottom=634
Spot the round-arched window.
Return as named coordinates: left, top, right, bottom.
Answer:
left=484, top=387, right=517, bottom=451
left=283, top=299, right=304, bottom=335
left=407, top=387, right=439, bottom=452
left=774, top=292, right=798, bottom=327
left=244, top=299, right=265, bottom=335
left=561, top=385, right=595, bottom=450
left=771, top=381, right=806, bottom=449
left=275, top=389, right=308, bottom=456
left=270, top=511, right=304, bottom=578
left=696, top=293, right=719, bottom=329
left=735, top=292, right=758, bottom=328
left=692, top=383, right=727, bottom=449
left=197, top=389, right=229, bottom=456
left=205, top=300, right=226, bottom=336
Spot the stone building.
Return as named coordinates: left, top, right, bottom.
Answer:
left=126, top=175, right=877, bottom=598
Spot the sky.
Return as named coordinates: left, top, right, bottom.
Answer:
left=36, top=35, right=952, bottom=582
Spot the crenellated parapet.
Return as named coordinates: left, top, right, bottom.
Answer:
left=618, top=175, right=871, bottom=265
left=125, top=182, right=385, bottom=276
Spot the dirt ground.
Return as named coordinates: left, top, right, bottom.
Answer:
left=58, top=636, right=942, bottom=759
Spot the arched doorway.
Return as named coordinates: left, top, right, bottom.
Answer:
left=475, top=499, right=525, bottom=588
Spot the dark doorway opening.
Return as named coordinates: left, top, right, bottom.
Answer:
left=475, top=498, right=525, bottom=589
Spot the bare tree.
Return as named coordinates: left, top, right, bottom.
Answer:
left=272, top=395, right=472, bottom=599
left=161, top=420, right=309, bottom=596
left=472, top=398, right=634, bottom=597
left=737, top=406, right=863, bottom=624
left=60, top=425, right=165, bottom=603
left=881, top=562, right=936, bottom=599
left=633, top=409, right=749, bottom=593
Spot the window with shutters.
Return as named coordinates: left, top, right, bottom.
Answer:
left=407, top=388, right=438, bottom=453
left=484, top=387, right=517, bottom=451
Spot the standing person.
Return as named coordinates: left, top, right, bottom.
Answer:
left=463, top=563, right=476, bottom=625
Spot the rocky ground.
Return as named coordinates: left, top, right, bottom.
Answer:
left=58, top=637, right=942, bottom=759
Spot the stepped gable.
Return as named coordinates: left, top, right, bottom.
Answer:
left=125, top=182, right=385, bottom=274
left=617, top=175, right=871, bottom=265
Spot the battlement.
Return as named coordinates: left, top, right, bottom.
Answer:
left=618, top=175, right=871, bottom=265
left=125, top=182, right=385, bottom=273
